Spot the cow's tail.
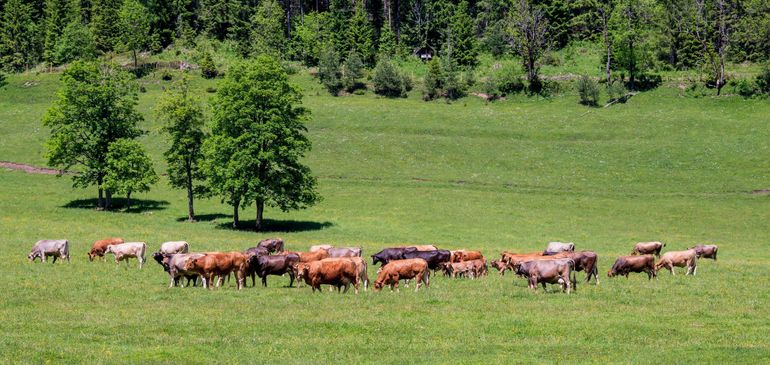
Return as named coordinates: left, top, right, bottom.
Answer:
left=571, top=268, right=577, bottom=292
left=64, top=240, right=70, bottom=261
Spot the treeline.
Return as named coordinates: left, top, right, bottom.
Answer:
left=2, top=0, right=769, bottom=79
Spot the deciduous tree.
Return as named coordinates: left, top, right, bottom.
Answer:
left=103, top=138, right=158, bottom=211
left=119, top=0, right=152, bottom=68
left=507, top=0, right=549, bottom=92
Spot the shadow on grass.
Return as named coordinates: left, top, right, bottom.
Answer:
left=62, top=198, right=169, bottom=213
left=175, top=213, right=230, bottom=222
left=214, top=218, right=334, bottom=233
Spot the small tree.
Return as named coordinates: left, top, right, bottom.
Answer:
left=576, top=74, right=600, bottom=106
left=318, top=46, right=343, bottom=95
left=378, top=22, right=398, bottom=59
left=756, top=65, right=770, bottom=96
left=205, top=56, right=320, bottom=231
left=347, top=3, right=376, bottom=66
left=42, top=0, right=74, bottom=66
left=199, top=50, right=218, bottom=78
left=342, top=51, right=365, bottom=92
left=103, top=139, right=158, bottom=211
left=449, top=0, right=478, bottom=67
left=43, top=61, right=144, bottom=210
left=250, top=0, right=285, bottom=57
left=372, top=58, right=407, bottom=97
left=119, top=0, right=152, bottom=69
left=54, top=21, right=97, bottom=64
left=507, top=0, right=549, bottom=93
left=422, top=58, right=444, bottom=100
left=158, top=77, right=208, bottom=222
left=91, top=0, right=122, bottom=51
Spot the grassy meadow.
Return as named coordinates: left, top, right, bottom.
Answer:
left=0, top=67, right=769, bottom=363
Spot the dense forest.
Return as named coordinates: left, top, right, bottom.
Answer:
left=2, top=0, right=769, bottom=93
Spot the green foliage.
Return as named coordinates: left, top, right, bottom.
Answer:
left=732, top=79, right=758, bottom=98
left=342, top=51, right=366, bottom=92
left=609, top=0, right=659, bottom=91
left=204, top=55, right=320, bottom=230
left=158, top=77, right=208, bottom=220
left=576, top=74, right=600, bottom=106
left=318, top=46, right=343, bottom=95
left=103, top=138, right=158, bottom=209
left=481, top=20, right=509, bottom=58
left=495, top=66, right=525, bottom=95
left=43, top=61, right=144, bottom=209
left=448, top=0, right=478, bottom=67
left=372, top=58, right=408, bottom=97
left=731, top=0, right=770, bottom=62
left=42, top=0, right=74, bottom=65
left=377, top=22, right=398, bottom=59
left=0, top=72, right=6, bottom=88
left=199, top=50, right=218, bottom=79
left=756, top=64, right=770, bottom=95
left=290, top=12, right=328, bottom=66
left=347, top=3, right=376, bottom=66
left=250, top=0, right=285, bottom=57
left=91, top=0, right=122, bottom=51
left=507, top=0, right=550, bottom=92
left=0, top=0, right=40, bottom=72
left=607, top=78, right=628, bottom=101
left=54, top=21, right=97, bottom=65
left=119, top=0, right=152, bottom=67
left=422, top=58, right=444, bottom=100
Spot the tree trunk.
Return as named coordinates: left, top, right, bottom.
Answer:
left=105, top=190, right=112, bottom=210
left=602, top=9, right=611, bottom=83
left=233, top=198, right=240, bottom=228
left=628, top=40, right=635, bottom=91
left=126, top=191, right=132, bottom=211
left=97, top=176, right=104, bottom=209
left=133, top=49, right=138, bottom=69
left=186, top=162, right=195, bottom=222
left=255, top=199, right=265, bottom=231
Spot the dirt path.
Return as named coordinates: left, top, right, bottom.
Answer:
left=0, top=161, right=70, bottom=175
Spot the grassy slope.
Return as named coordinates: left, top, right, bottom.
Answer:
left=0, top=68, right=769, bottom=363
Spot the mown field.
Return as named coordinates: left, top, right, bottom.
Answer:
left=1, top=69, right=769, bottom=364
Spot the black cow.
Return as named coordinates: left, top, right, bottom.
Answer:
left=371, top=247, right=418, bottom=266
left=247, top=253, right=299, bottom=287
left=245, top=246, right=270, bottom=257
left=401, top=249, right=451, bottom=270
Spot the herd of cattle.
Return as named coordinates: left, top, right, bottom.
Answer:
left=26, top=238, right=719, bottom=294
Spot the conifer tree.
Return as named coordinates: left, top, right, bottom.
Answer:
left=347, top=3, right=375, bottom=65
left=378, top=21, right=398, bottom=59
left=42, top=0, right=74, bottom=65
left=91, top=0, right=122, bottom=51
left=250, top=0, right=285, bottom=57
left=449, top=0, right=478, bottom=67
left=0, top=0, right=40, bottom=71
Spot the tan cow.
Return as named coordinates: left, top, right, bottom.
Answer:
left=631, top=241, right=666, bottom=257
left=450, top=250, right=484, bottom=262
left=297, top=249, right=329, bottom=263
left=655, top=249, right=697, bottom=275
left=374, top=259, right=430, bottom=291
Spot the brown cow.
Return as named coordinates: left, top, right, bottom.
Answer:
left=513, top=258, right=575, bottom=294
left=374, top=258, right=430, bottom=291
left=631, top=241, right=666, bottom=257
left=450, top=250, right=484, bottom=263
left=562, top=251, right=599, bottom=284
left=257, top=238, right=284, bottom=254
left=299, top=258, right=360, bottom=293
left=297, top=249, right=329, bottom=263
left=655, top=249, right=697, bottom=275
left=88, top=238, right=124, bottom=261
left=490, top=259, right=510, bottom=275
left=184, top=252, right=247, bottom=290
left=689, top=244, right=718, bottom=260
left=608, top=255, right=656, bottom=280
left=502, top=252, right=568, bottom=269
left=441, top=261, right=474, bottom=278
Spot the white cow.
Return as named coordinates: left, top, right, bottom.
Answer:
left=543, top=242, right=575, bottom=255
left=106, top=242, right=147, bottom=269
left=310, top=244, right=333, bottom=252
left=28, top=239, right=70, bottom=263
left=160, top=241, right=189, bottom=254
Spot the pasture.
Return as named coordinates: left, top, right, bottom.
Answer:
left=1, top=70, right=769, bottom=363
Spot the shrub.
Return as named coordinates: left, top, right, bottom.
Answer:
left=481, top=77, right=500, bottom=100
left=607, top=79, right=628, bottom=102
left=576, top=75, right=600, bottom=106
left=342, top=51, right=366, bottom=92
left=422, top=59, right=443, bottom=101
left=733, top=79, right=758, bottom=98
left=161, top=71, right=172, bottom=81
left=496, top=67, right=524, bottom=95
left=372, top=59, right=407, bottom=97
left=318, top=47, right=343, bottom=95
left=633, top=73, right=662, bottom=91
left=200, top=51, right=218, bottom=79
left=756, top=65, right=770, bottom=95
left=205, top=87, right=217, bottom=93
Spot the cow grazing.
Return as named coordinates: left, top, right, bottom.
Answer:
left=105, top=242, right=147, bottom=269
left=374, top=258, right=430, bottom=292
left=298, top=249, right=329, bottom=263
left=257, top=238, right=284, bottom=254
left=450, top=250, right=484, bottom=263
left=152, top=252, right=203, bottom=287
left=88, top=238, right=124, bottom=261
left=184, top=252, right=248, bottom=289
left=371, top=247, right=418, bottom=266
left=608, top=255, right=656, bottom=280
left=346, top=257, right=369, bottom=291
left=402, top=249, right=451, bottom=270
left=441, top=261, right=474, bottom=278
left=298, top=258, right=360, bottom=293
left=160, top=241, right=189, bottom=254
left=543, top=242, right=575, bottom=255
left=514, top=259, right=575, bottom=294
left=631, top=241, right=666, bottom=257
left=328, top=247, right=363, bottom=258
left=310, top=244, right=333, bottom=252
left=562, top=251, right=599, bottom=284
left=28, top=239, right=70, bottom=263
left=490, top=259, right=510, bottom=276
left=502, top=252, right=568, bottom=269
left=655, top=250, right=697, bottom=275
left=247, top=253, right=300, bottom=287
left=690, top=244, right=718, bottom=260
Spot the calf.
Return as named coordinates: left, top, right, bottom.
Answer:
left=184, top=252, right=247, bottom=289
left=28, top=239, right=70, bottom=263
left=450, top=250, right=484, bottom=263
left=257, top=238, right=284, bottom=254
left=105, top=242, right=146, bottom=269
left=371, top=247, right=418, bottom=266
left=299, top=258, right=360, bottom=293
left=608, top=255, right=656, bottom=280
left=689, top=244, right=718, bottom=260
left=298, top=249, right=329, bottom=263
left=310, top=244, right=333, bottom=252
left=152, top=252, right=203, bottom=287
left=402, top=249, right=451, bottom=270
left=514, top=258, right=575, bottom=294
left=247, top=253, right=300, bottom=287
left=328, top=247, right=363, bottom=258
left=631, top=241, right=665, bottom=257
left=490, top=259, right=510, bottom=276
left=562, top=251, right=599, bottom=284
left=374, top=259, right=430, bottom=291
left=160, top=241, right=189, bottom=254
left=441, top=261, right=473, bottom=278
left=655, top=250, right=697, bottom=275
left=88, top=238, right=124, bottom=261
left=543, top=242, right=575, bottom=255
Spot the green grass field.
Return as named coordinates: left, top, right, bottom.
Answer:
left=1, top=68, right=769, bottom=363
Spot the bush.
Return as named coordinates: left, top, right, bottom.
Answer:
left=205, top=87, right=217, bottom=93
left=373, top=59, right=407, bottom=97
left=318, top=47, right=343, bottom=95
left=607, top=79, right=628, bottom=102
left=200, top=51, right=218, bottom=79
left=161, top=71, right=173, bottom=81
left=756, top=65, right=770, bottom=95
left=422, top=59, right=443, bottom=101
left=576, top=75, right=600, bottom=106
left=481, top=77, right=500, bottom=100
left=342, top=51, right=366, bottom=92
left=733, top=79, right=758, bottom=98
left=496, top=67, right=524, bottom=95
left=633, top=73, right=662, bottom=91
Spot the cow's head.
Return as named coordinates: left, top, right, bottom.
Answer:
left=371, top=254, right=382, bottom=266
left=87, top=250, right=98, bottom=262
left=184, top=258, right=198, bottom=271
left=607, top=268, right=616, bottom=277
left=28, top=250, right=40, bottom=262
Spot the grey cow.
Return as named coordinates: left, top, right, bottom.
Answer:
left=28, top=239, right=70, bottom=263
left=327, top=247, right=363, bottom=258
left=153, top=252, right=204, bottom=287
left=543, top=242, right=575, bottom=256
